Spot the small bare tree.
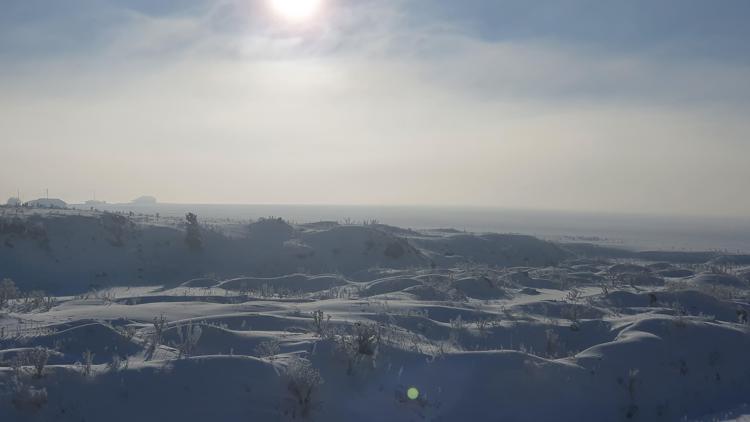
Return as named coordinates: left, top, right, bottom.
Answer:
left=185, top=213, right=202, bottom=251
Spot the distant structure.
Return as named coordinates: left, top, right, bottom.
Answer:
left=85, top=200, right=107, bottom=206
left=131, top=196, right=157, bottom=205
left=26, top=198, right=67, bottom=208
left=6, top=197, right=21, bottom=206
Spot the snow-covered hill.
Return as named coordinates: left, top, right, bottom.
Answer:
left=1, top=207, right=749, bottom=421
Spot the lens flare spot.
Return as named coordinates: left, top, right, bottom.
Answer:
left=407, top=387, right=419, bottom=400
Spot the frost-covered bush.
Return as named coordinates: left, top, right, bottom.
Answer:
left=284, top=357, right=323, bottom=419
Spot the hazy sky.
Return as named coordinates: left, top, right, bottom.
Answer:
left=2, top=0, right=750, bottom=216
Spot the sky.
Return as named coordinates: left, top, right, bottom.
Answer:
left=1, top=0, right=750, bottom=217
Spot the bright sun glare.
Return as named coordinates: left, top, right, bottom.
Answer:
left=270, top=0, right=322, bottom=22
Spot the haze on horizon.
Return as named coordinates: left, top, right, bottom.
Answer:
left=2, top=0, right=750, bottom=218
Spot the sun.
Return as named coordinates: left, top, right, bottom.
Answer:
left=270, top=0, right=322, bottom=22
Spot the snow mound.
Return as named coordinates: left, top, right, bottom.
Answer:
left=689, top=272, right=748, bottom=288
left=360, top=277, right=422, bottom=297
left=219, top=274, right=348, bottom=293
left=452, top=276, right=509, bottom=299
left=1, top=322, right=140, bottom=364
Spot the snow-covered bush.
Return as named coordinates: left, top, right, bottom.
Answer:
left=284, top=357, right=323, bottom=419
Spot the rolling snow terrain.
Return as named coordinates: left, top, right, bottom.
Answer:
left=1, top=208, right=749, bottom=421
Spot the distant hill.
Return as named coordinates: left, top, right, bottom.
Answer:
left=0, top=209, right=569, bottom=293
left=131, top=196, right=157, bottom=204
left=26, top=198, right=67, bottom=208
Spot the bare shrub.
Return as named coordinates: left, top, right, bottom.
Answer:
left=175, top=323, right=203, bottom=358
left=107, top=354, right=129, bottom=372
left=564, top=288, right=582, bottom=331
left=0, top=278, right=19, bottom=308
left=449, top=315, right=467, bottom=345
left=625, top=369, right=640, bottom=419
left=255, top=339, right=281, bottom=360
left=545, top=329, right=561, bottom=358
left=120, top=325, right=138, bottom=342
left=476, top=317, right=495, bottom=338
left=18, top=290, right=55, bottom=312
left=12, top=385, right=48, bottom=412
left=25, top=347, right=49, bottom=378
left=284, top=357, right=323, bottom=419
left=311, top=310, right=331, bottom=337
left=81, top=350, right=94, bottom=377
left=185, top=212, right=202, bottom=251
left=353, top=322, right=381, bottom=357
left=335, top=322, right=382, bottom=375
left=147, top=314, right=168, bottom=359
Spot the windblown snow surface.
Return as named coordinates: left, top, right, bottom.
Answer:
left=1, top=208, right=749, bottom=421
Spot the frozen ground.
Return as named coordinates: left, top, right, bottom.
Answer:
left=1, top=207, right=750, bottom=421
